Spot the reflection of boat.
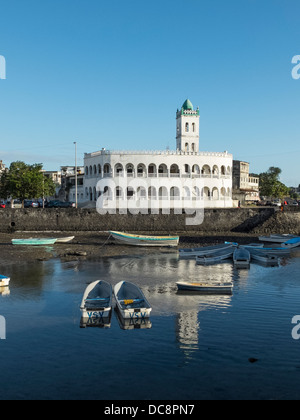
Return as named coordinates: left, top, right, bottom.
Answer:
left=114, top=307, right=152, bottom=330
left=80, top=280, right=113, bottom=319
left=179, top=243, right=237, bottom=258
left=12, top=238, right=57, bottom=245
left=0, top=275, right=10, bottom=287
left=80, top=314, right=112, bottom=328
left=259, top=234, right=297, bottom=243
left=233, top=248, right=251, bottom=269
left=176, top=281, right=233, bottom=294
left=55, top=236, right=75, bottom=243
left=281, top=237, right=300, bottom=249
left=110, top=231, right=179, bottom=247
left=114, top=281, right=152, bottom=319
left=249, top=249, right=279, bottom=264
left=196, top=248, right=234, bottom=265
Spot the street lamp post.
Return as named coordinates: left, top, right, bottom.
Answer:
left=74, top=141, right=78, bottom=209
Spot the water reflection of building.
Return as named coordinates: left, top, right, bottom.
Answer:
left=175, top=311, right=200, bottom=357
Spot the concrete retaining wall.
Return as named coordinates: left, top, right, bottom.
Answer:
left=1, top=207, right=300, bottom=235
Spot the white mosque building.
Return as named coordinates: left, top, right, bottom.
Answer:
left=83, top=100, right=233, bottom=211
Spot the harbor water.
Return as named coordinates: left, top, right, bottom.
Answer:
left=1, top=248, right=300, bottom=400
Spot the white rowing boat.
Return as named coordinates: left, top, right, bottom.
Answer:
left=110, top=231, right=179, bottom=247
left=176, top=281, right=233, bottom=294
left=80, top=280, right=113, bottom=319
left=114, top=281, right=152, bottom=319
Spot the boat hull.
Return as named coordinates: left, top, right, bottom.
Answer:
left=196, top=250, right=234, bottom=265
left=110, top=231, right=179, bottom=247
left=55, top=236, right=75, bottom=243
left=12, top=238, right=57, bottom=246
left=176, top=281, right=233, bottom=294
left=180, top=244, right=236, bottom=258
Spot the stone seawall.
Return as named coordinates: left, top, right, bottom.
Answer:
left=1, top=207, right=300, bottom=235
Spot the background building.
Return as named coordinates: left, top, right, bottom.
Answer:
left=84, top=100, right=233, bottom=210
left=232, top=160, right=260, bottom=204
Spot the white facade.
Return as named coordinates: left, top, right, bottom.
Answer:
left=83, top=100, right=233, bottom=210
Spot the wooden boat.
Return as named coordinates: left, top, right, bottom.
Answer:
left=12, top=238, right=57, bottom=246
left=259, top=234, right=297, bottom=243
left=80, top=280, right=113, bottom=319
left=55, top=236, right=75, bottom=243
left=281, top=237, right=300, bottom=249
left=196, top=248, right=234, bottom=265
left=0, top=275, right=10, bottom=287
left=110, top=231, right=179, bottom=247
left=176, top=281, right=233, bottom=294
left=233, top=248, right=251, bottom=268
left=179, top=243, right=237, bottom=259
left=249, top=249, right=279, bottom=264
left=114, top=281, right=152, bottom=319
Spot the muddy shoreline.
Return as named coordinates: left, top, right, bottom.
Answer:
left=0, top=231, right=261, bottom=266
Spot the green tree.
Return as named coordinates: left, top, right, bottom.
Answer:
left=0, top=161, right=56, bottom=204
left=259, top=167, right=289, bottom=199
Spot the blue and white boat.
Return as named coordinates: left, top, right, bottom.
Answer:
left=114, top=281, right=152, bottom=319
left=281, top=237, right=300, bottom=249
left=0, top=275, right=10, bottom=287
left=110, top=231, right=179, bottom=247
left=80, top=280, right=113, bottom=320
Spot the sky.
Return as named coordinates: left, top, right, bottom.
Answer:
left=0, top=0, right=300, bottom=186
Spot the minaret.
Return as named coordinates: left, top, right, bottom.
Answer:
left=176, top=99, right=200, bottom=153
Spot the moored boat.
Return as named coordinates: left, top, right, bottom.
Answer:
left=249, top=249, right=279, bottom=264
left=259, top=234, right=297, bottom=243
left=80, top=280, right=113, bottom=319
left=281, top=237, right=300, bottom=249
left=245, top=246, right=290, bottom=257
left=179, top=243, right=237, bottom=259
left=0, top=275, right=10, bottom=287
left=114, top=281, right=152, bottom=319
left=196, top=248, right=234, bottom=265
left=176, top=281, right=233, bottom=294
left=110, top=231, right=179, bottom=247
left=12, top=238, right=57, bottom=246
left=233, top=247, right=251, bottom=268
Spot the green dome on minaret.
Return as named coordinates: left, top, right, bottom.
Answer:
left=182, top=99, right=193, bottom=111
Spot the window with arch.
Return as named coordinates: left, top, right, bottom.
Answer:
left=185, top=123, right=189, bottom=132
